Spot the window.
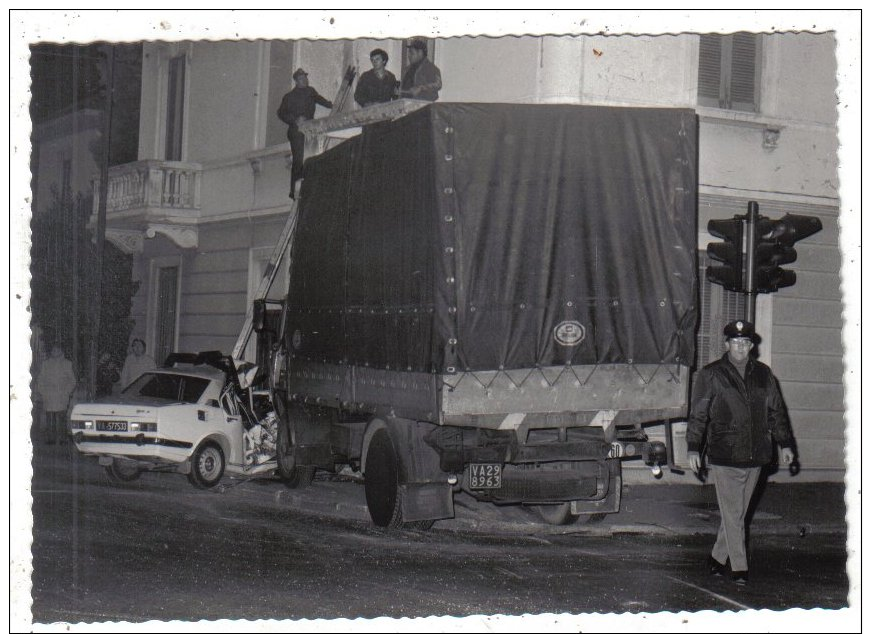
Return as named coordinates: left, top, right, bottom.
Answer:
left=696, top=252, right=747, bottom=368
left=697, top=33, right=761, bottom=112
left=154, top=265, right=180, bottom=365
left=165, top=54, right=186, bottom=160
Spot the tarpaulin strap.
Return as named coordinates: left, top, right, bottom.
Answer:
left=468, top=371, right=503, bottom=390
left=503, top=367, right=537, bottom=390
left=441, top=372, right=468, bottom=391
left=567, top=364, right=599, bottom=386
left=535, top=365, right=571, bottom=388
left=629, top=363, right=662, bottom=386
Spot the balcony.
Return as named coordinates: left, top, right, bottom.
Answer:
left=92, top=160, right=202, bottom=252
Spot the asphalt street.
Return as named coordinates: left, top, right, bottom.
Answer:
left=27, top=443, right=851, bottom=627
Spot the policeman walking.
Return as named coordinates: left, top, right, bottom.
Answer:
left=686, top=320, right=796, bottom=586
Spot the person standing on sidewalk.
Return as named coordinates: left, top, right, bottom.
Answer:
left=36, top=344, right=77, bottom=444
left=686, top=320, right=796, bottom=586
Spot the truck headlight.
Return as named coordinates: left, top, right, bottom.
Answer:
left=130, top=422, right=140, bottom=432
left=84, top=420, right=93, bottom=430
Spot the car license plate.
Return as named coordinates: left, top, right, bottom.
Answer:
left=469, top=463, right=502, bottom=489
left=97, top=421, right=128, bottom=432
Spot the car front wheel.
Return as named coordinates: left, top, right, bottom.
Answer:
left=188, top=441, right=225, bottom=489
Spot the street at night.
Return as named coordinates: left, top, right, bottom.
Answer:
left=29, top=444, right=850, bottom=626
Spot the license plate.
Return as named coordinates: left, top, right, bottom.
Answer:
left=469, top=463, right=502, bottom=489
left=97, top=421, right=128, bottom=432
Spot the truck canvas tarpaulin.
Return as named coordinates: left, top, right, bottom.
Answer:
left=290, top=103, right=697, bottom=395
left=269, top=103, right=699, bottom=526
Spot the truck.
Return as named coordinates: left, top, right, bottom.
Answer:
left=254, top=103, right=699, bottom=528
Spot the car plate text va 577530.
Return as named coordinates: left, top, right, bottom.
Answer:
left=469, top=463, right=502, bottom=489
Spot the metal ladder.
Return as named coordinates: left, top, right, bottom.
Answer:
left=231, top=197, right=299, bottom=360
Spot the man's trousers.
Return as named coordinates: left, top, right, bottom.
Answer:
left=709, top=464, right=762, bottom=572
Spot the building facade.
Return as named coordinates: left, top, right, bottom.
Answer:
left=99, top=33, right=842, bottom=481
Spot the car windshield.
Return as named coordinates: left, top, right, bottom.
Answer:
left=121, top=372, right=211, bottom=403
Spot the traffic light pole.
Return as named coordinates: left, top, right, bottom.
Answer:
left=744, top=201, right=758, bottom=323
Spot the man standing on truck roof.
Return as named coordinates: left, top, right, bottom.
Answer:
left=398, top=39, right=441, bottom=101
left=686, top=320, right=796, bottom=586
left=354, top=48, right=398, bottom=108
left=277, top=68, right=333, bottom=199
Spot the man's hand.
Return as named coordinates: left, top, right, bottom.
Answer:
left=688, top=451, right=702, bottom=474
left=781, top=447, right=795, bottom=465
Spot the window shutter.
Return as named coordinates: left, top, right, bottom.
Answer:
left=697, top=35, right=723, bottom=106
left=697, top=33, right=760, bottom=112
left=729, top=32, right=759, bottom=112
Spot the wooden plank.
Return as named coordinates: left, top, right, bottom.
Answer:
left=186, top=270, right=248, bottom=294
left=789, top=412, right=846, bottom=441
left=772, top=324, right=843, bottom=356
left=780, top=381, right=845, bottom=412
left=770, top=353, right=844, bottom=383
left=187, top=249, right=249, bottom=274
left=181, top=293, right=248, bottom=316
left=182, top=314, right=247, bottom=338
left=773, top=297, right=843, bottom=328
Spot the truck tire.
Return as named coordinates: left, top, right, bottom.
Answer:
left=187, top=441, right=225, bottom=489
left=105, top=459, right=141, bottom=484
left=364, top=428, right=404, bottom=528
left=536, top=503, right=607, bottom=526
left=276, top=414, right=314, bottom=489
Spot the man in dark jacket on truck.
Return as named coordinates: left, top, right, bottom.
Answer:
left=686, top=320, right=796, bottom=586
left=277, top=68, right=333, bottom=198
left=398, top=39, right=442, bottom=101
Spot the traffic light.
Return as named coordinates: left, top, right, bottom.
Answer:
left=706, top=217, right=744, bottom=292
left=753, top=214, right=822, bottom=293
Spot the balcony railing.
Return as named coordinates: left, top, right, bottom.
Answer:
left=92, top=160, right=202, bottom=215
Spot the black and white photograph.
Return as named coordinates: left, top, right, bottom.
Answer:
left=10, top=10, right=861, bottom=632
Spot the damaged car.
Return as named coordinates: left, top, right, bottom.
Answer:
left=70, top=351, right=277, bottom=488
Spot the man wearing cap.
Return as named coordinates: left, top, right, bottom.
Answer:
left=277, top=68, right=333, bottom=198
left=686, top=320, right=796, bottom=586
left=398, top=39, right=442, bottom=101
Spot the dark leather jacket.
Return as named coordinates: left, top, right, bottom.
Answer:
left=686, top=354, right=794, bottom=467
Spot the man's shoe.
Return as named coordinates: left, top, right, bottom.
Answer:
left=707, top=556, right=727, bottom=576
left=732, top=571, right=749, bottom=586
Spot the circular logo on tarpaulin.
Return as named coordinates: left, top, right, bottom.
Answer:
left=553, top=321, right=586, bottom=347
left=292, top=329, right=303, bottom=350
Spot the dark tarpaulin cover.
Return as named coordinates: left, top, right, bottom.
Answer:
left=288, top=103, right=698, bottom=373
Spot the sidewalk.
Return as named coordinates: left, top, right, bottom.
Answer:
left=270, top=471, right=849, bottom=537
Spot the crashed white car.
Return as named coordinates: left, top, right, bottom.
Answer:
left=70, top=352, right=277, bottom=488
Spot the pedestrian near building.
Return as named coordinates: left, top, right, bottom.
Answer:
left=118, top=338, right=156, bottom=390
left=354, top=48, right=398, bottom=108
left=686, top=320, right=796, bottom=586
left=36, top=344, right=77, bottom=444
left=277, top=68, right=333, bottom=199
left=398, top=39, right=442, bottom=101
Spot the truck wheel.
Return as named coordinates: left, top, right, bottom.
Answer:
left=105, top=459, right=141, bottom=484
left=537, top=503, right=581, bottom=525
left=187, top=441, right=225, bottom=489
left=536, top=504, right=608, bottom=526
left=364, top=428, right=404, bottom=528
left=276, top=415, right=314, bottom=488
